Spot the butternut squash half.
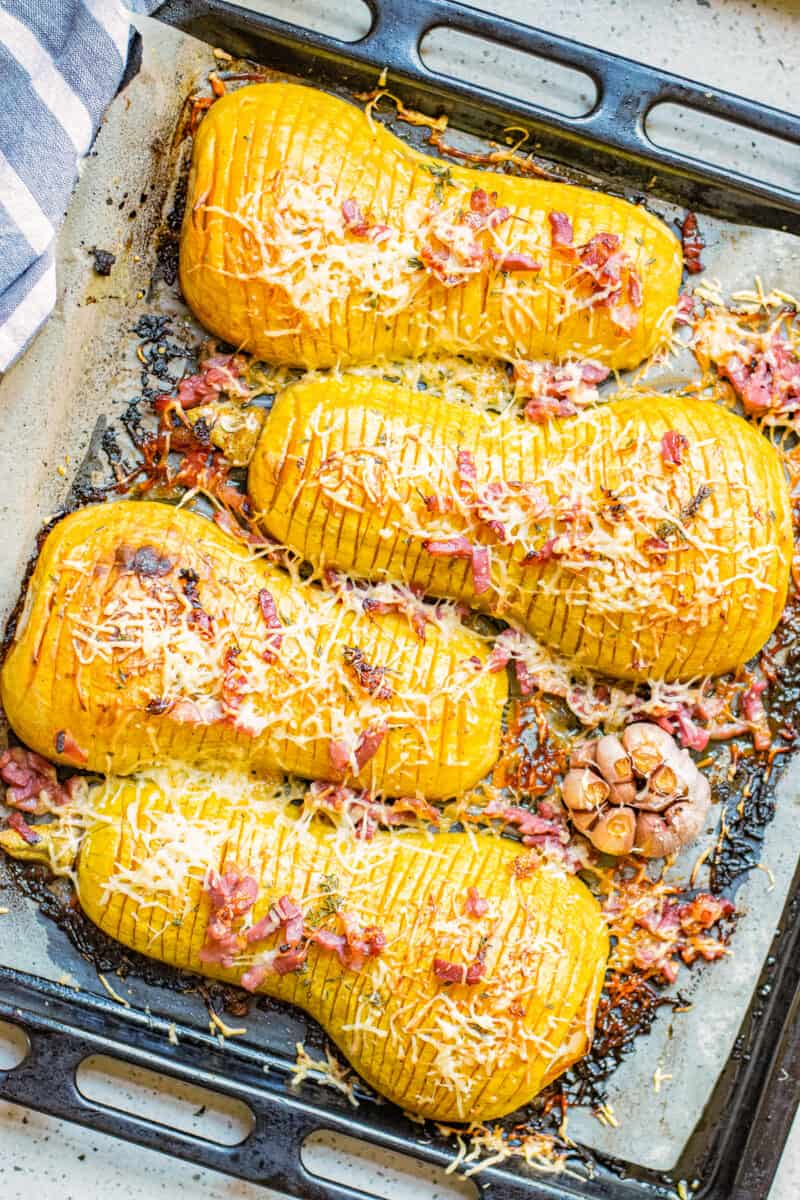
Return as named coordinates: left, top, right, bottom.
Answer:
left=180, top=82, right=681, bottom=370
left=0, top=502, right=506, bottom=798
left=249, top=378, right=792, bottom=682
left=0, top=770, right=609, bottom=1121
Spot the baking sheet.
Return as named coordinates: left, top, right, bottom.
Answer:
left=0, top=12, right=799, bottom=1179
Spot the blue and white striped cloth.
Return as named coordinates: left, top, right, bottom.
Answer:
left=0, top=1, right=157, bottom=372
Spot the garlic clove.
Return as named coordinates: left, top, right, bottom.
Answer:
left=622, top=722, right=674, bottom=778
left=561, top=767, right=610, bottom=811
left=569, top=741, right=597, bottom=770
left=595, top=734, right=633, bottom=783
left=635, top=811, right=682, bottom=858
left=590, top=807, right=636, bottom=855
left=608, top=781, right=637, bottom=806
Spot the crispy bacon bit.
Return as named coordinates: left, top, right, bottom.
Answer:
left=221, top=645, right=247, bottom=716
left=675, top=293, right=696, bottom=326
left=719, top=335, right=800, bottom=417
left=468, top=188, right=510, bottom=231
left=180, top=568, right=215, bottom=639
left=643, top=536, right=670, bottom=562
left=423, top=536, right=491, bottom=594
left=483, top=799, right=580, bottom=871
left=456, top=448, right=477, bottom=488
left=679, top=211, right=705, bottom=275
left=116, top=544, right=173, bottom=578
left=657, top=707, right=710, bottom=752
left=491, top=251, right=542, bottom=273
left=309, top=911, right=386, bottom=971
left=514, top=658, right=536, bottom=696
left=248, top=895, right=304, bottom=948
left=6, top=810, right=40, bottom=845
left=486, top=643, right=512, bottom=673
left=433, top=945, right=487, bottom=986
left=464, top=886, right=489, bottom=917
left=514, top=358, right=610, bottom=423
left=742, top=679, right=771, bottom=750
left=257, top=587, right=283, bottom=663
left=329, top=723, right=388, bottom=775
left=0, top=747, right=71, bottom=812
left=341, top=197, right=391, bottom=243
left=306, top=781, right=440, bottom=841
left=146, top=697, right=171, bottom=716
left=155, top=353, right=247, bottom=413
left=199, top=866, right=259, bottom=969
left=678, top=892, right=735, bottom=935
left=548, top=210, right=573, bottom=246
left=354, top=722, right=387, bottom=769
left=470, top=544, right=491, bottom=594
left=660, top=430, right=689, bottom=467
left=342, top=646, right=393, bottom=701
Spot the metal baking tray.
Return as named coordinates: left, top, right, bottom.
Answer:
left=1, top=3, right=799, bottom=1198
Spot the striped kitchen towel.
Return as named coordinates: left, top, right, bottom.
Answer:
left=0, top=1, right=158, bottom=373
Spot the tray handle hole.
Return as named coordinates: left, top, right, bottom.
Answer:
left=645, top=102, right=800, bottom=194
left=223, top=0, right=372, bottom=44
left=76, top=1054, right=254, bottom=1146
left=302, top=1129, right=478, bottom=1200
left=420, top=27, right=597, bottom=119
left=0, top=1020, right=29, bottom=1070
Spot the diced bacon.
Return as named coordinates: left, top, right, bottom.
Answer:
left=658, top=707, right=710, bottom=752
left=273, top=946, right=309, bottom=974
left=257, top=587, right=283, bottom=662
left=486, top=644, right=512, bottom=673
left=456, top=448, right=477, bottom=488
left=643, top=536, right=670, bottom=561
left=221, top=645, right=247, bottom=716
left=491, top=251, right=542, bottom=272
left=548, top=210, right=573, bottom=246
left=720, top=336, right=800, bottom=417
left=742, top=680, right=771, bottom=750
left=679, top=211, right=705, bottom=275
left=6, top=810, right=41, bottom=845
left=328, top=739, right=351, bottom=773
left=206, top=868, right=259, bottom=917
left=515, top=358, right=610, bottom=424
left=310, top=912, right=385, bottom=972
left=354, top=722, right=387, bottom=769
left=342, top=646, right=393, bottom=701
left=515, top=658, right=536, bottom=696
left=308, top=928, right=348, bottom=956
left=0, top=747, right=72, bottom=813
left=156, top=354, right=247, bottom=412
left=433, top=949, right=486, bottom=986
left=329, top=723, right=387, bottom=775
left=471, top=545, right=491, bottom=595
left=675, top=293, right=696, bottom=326
left=468, top=188, right=510, bottom=231
left=341, top=197, right=391, bottom=243
left=424, top=535, right=474, bottom=560
left=660, top=430, right=689, bottom=467
left=635, top=902, right=681, bottom=939
left=678, top=893, right=735, bottom=934
left=464, top=887, right=489, bottom=917
left=240, top=963, right=270, bottom=992
left=423, top=493, right=455, bottom=515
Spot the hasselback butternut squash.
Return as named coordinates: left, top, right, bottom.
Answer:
left=180, top=82, right=681, bottom=370
left=0, top=770, right=609, bottom=1120
left=0, top=501, right=506, bottom=798
left=249, top=377, right=792, bottom=682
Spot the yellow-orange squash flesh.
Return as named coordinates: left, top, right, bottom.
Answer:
left=0, top=772, right=609, bottom=1121
left=250, top=377, right=793, bottom=682
left=179, top=82, right=682, bottom=371
left=0, top=501, right=506, bottom=798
